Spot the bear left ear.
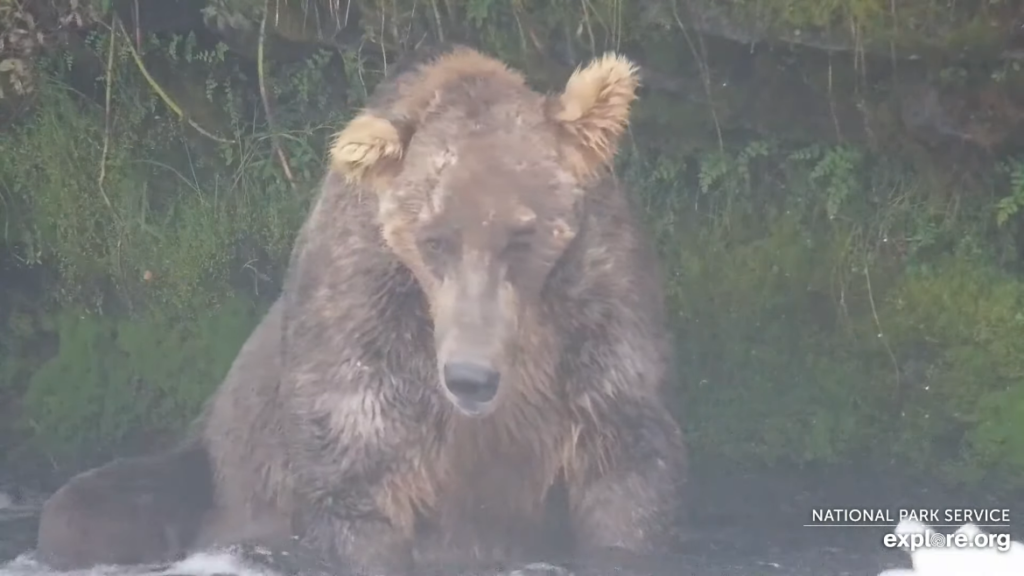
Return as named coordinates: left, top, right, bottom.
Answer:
left=329, top=113, right=408, bottom=187
left=548, top=52, right=640, bottom=182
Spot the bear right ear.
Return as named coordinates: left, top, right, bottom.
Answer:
left=329, top=113, right=408, bottom=187
left=548, top=52, right=640, bottom=182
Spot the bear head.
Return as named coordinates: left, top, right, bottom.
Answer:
left=328, top=46, right=640, bottom=418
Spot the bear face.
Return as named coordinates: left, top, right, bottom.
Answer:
left=329, top=47, right=640, bottom=418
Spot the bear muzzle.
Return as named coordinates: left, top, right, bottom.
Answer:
left=443, top=361, right=501, bottom=416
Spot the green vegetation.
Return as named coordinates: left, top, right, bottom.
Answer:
left=0, top=13, right=348, bottom=469
left=625, top=139, right=1024, bottom=489
left=684, top=0, right=1018, bottom=57
left=17, top=296, right=261, bottom=467
left=2, top=0, right=1024, bottom=494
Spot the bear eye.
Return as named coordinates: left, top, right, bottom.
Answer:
left=417, top=231, right=454, bottom=256
left=503, top=227, right=535, bottom=256
left=420, top=236, right=447, bottom=254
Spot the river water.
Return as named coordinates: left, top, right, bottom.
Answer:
left=1, top=462, right=1022, bottom=576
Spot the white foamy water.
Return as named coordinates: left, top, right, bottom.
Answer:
left=0, top=550, right=282, bottom=576
left=0, top=491, right=45, bottom=522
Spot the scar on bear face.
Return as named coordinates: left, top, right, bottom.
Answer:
left=329, top=47, right=640, bottom=417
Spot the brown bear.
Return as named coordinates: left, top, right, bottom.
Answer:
left=35, top=44, right=687, bottom=575
left=35, top=444, right=212, bottom=570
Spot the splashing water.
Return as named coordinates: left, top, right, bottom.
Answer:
left=0, top=491, right=41, bottom=522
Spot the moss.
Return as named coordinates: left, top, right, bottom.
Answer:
left=616, top=129, right=1024, bottom=490
left=19, top=294, right=263, bottom=466
left=0, top=25, right=337, bottom=467
left=878, top=256, right=1024, bottom=487
left=0, top=28, right=338, bottom=313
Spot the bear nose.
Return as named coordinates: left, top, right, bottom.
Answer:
left=443, top=362, right=500, bottom=404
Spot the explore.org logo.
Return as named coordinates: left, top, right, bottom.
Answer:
left=882, top=525, right=1014, bottom=553
left=805, top=508, right=1016, bottom=553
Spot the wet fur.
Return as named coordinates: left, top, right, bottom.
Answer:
left=276, top=45, right=687, bottom=572
left=35, top=444, right=212, bottom=569
left=34, top=45, right=686, bottom=573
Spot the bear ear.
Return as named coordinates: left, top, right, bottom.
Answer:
left=329, top=113, right=408, bottom=187
left=548, top=52, right=640, bottom=181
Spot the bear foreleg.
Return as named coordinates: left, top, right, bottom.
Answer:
left=300, top=501, right=415, bottom=576
left=568, top=401, right=685, bottom=557
left=35, top=442, right=214, bottom=570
